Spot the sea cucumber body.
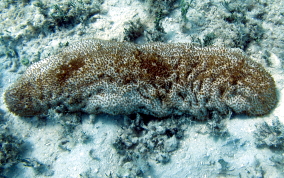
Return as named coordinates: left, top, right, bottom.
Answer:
left=4, top=39, right=277, bottom=119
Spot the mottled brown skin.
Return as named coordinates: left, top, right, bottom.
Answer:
left=4, top=39, right=277, bottom=118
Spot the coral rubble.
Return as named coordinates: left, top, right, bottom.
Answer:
left=254, top=118, right=284, bottom=150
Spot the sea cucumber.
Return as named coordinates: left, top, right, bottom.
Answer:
left=4, top=39, right=277, bottom=119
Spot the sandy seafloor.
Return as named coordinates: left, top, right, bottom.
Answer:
left=0, top=0, right=284, bottom=177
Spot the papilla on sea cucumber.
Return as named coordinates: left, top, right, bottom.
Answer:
left=4, top=39, right=278, bottom=119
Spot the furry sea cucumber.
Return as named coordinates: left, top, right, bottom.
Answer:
left=4, top=39, right=277, bottom=119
